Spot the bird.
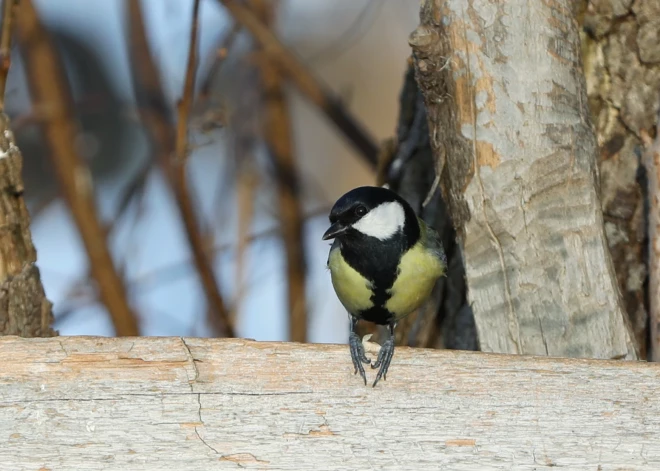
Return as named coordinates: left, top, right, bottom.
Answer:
left=322, top=185, right=447, bottom=387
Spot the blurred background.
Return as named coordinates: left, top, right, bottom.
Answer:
left=6, top=0, right=421, bottom=342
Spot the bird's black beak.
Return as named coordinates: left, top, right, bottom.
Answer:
left=322, top=222, right=347, bottom=240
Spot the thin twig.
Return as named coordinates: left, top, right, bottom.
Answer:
left=110, top=159, right=154, bottom=233
left=232, top=166, right=257, bottom=323
left=126, top=0, right=234, bottom=337
left=216, top=0, right=379, bottom=168
left=15, top=0, right=139, bottom=336
left=175, top=0, right=201, bottom=165
left=199, top=22, right=241, bottom=100
left=0, top=0, right=18, bottom=110
left=251, top=0, right=307, bottom=342
left=190, top=22, right=241, bottom=134
left=226, top=19, right=261, bottom=326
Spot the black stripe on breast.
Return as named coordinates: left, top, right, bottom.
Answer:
left=357, top=305, right=394, bottom=325
left=340, top=237, right=402, bottom=308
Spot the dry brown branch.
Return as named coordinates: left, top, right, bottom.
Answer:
left=126, top=0, right=234, bottom=337
left=641, top=121, right=660, bottom=361
left=3, top=336, right=660, bottom=469
left=216, top=0, right=379, bottom=167
left=175, top=0, right=201, bottom=166
left=190, top=23, right=240, bottom=134
left=110, top=160, right=153, bottom=234
left=232, top=166, right=257, bottom=322
left=199, top=22, right=241, bottom=101
left=252, top=0, right=307, bottom=342
left=0, top=0, right=18, bottom=109
left=15, top=0, right=138, bottom=336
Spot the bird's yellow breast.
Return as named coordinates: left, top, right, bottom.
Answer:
left=327, top=246, right=374, bottom=315
left=327, top=239, right=445, bottom=319
left=385, top=242, right=445, bottom=319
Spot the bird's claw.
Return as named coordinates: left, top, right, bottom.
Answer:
left=371, top=337, right=395, bottom=387
left=349, top=331, right=371, bottom=384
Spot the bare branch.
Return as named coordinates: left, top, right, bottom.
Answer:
left=252, top=0, right=307, bottom=342
left=198, top=22, right=241, bottom=100
left=126, top=0, right=234, bottom=337
left=175, top=0, right=201, bottom=166
left=232, top=166, right=257, bottom=323
left=15, top=0, right=139, bottom=336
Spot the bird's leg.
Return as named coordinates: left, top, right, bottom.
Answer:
left=349, top=317, right=371, bottom=385
left=371, top=322, right=396, bottom=387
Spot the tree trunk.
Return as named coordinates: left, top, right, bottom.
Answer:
left=410, top=0, right=637, bottom=359
left=0, top=113, right=56, bottom=336
left=378, top=63, right=477, bottom=351
left=581, top=0, right=660, bottom=360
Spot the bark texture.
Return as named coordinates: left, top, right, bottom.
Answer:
left=2, top=336, right=660, bottom=470
left=641, top=124, right=660, bottom=361
left=410, top=0, right=637, bottom=359
left=581, top=0, right=660, bottom=359
left=0, top=114, right=55, bottom=336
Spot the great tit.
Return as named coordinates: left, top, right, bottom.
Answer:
left=323, top=185, right=447, bottom=387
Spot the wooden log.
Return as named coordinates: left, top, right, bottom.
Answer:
left=1, top=336, right=660, bottom=470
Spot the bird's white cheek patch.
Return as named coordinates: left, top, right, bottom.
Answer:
left=352, top=201, right=405, bottom=240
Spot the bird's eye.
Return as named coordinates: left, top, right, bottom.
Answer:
left=355, top=205, right=367, bottom=217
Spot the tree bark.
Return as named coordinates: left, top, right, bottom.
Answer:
left=641, top=123, right=660, bottom=361
left=378, top=63, right=477, bottom=351
left=410, top=0, right=637, bottom=359
left=581, top=0, right=660, bottom=360
left=0, top=114, right=56, bottom=336
left=0, top=0, right=55, bottom=337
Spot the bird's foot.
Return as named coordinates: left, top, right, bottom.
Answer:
left=349, top=331, right=371, bottom=385
left=371, top=336, right=395, bottom=387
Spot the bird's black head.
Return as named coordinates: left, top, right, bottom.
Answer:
left=322, top=186, right=419, bottom=244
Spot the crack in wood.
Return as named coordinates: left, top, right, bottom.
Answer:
left=193, top=392, right=221, bottom=457
left=180, top=337, right=199, bottom=387
left=194, top=427, right=220, bottom=455
left=57, top=341, right=68, bottom=358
